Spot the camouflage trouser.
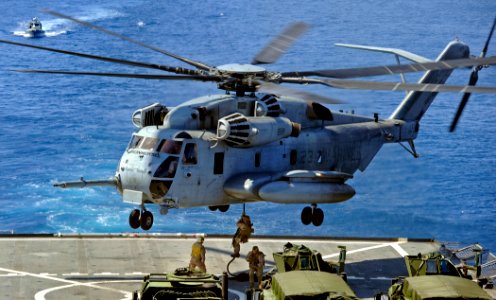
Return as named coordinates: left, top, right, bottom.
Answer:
left=189, top=256, right=206, bottom=273
left=232, top=236, right=241, bottom=256
left=249, top=265, right=263, bottom=288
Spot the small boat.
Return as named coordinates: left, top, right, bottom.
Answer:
left=25, top=17, right=45, bottom=38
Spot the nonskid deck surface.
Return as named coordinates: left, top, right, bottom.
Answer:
left=0, top=234, right=494, bottom=299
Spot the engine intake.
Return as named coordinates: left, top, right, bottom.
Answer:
left=255, top=94, right=282, bottom=117
left=132, top=103, right=169, bottom=128
left=217, top=113, right=300, bottom=147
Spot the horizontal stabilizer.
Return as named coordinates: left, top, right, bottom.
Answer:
left=336, top=43, right=431, bottom=63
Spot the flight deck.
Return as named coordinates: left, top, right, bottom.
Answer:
left=0, top=234, right=494, bottom=299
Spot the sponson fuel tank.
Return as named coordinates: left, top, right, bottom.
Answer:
left=224, top=170, right=355, bottom=203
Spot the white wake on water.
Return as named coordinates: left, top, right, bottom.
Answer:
left=12, top=8, right=126, bottom=38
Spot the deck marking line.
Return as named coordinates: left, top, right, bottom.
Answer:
left=322, top=242, right=393, bottom=259
left=94, top=272, right=120, bottom=276
left=346, top=275, right=365, bottom=280
left=391, top=242, right=409, bottom=257
left=0, top=266, right=130, bottom=299
left=370, top=276, right=392, bottom=280
left=35, top=280, right=139, bottom=300
left=62, top=272, right=88, bottom=276
left=347, top=275, right=392, bottom=281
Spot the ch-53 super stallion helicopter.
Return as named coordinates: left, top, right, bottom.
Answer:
left=2, top=11, right=495, bottom=231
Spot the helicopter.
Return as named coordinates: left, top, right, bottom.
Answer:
left=1, top=11, right=495, bottom=231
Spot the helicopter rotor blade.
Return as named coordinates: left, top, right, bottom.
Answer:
left=481, top=17, right=496, bottom=59
left=14, top=69, right=223, bottom=82
left=42, top=9, right=213, bottom=71
left=280, top=76, right=496, bottom=93
left=0, top=39, right=201, bottom=76
left=449, top=16, right=496, bottom=132
left=281, top=56, right=496, bottom=79
left=252, top=22, right=309, bottom=65
left=448, top=80, right=475, bottom=132
left=320, top=78, right=496, bottom=93
left=257, top=82, right=344, bottom=104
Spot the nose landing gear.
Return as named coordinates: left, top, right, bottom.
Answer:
left=129, top=209, right=141, bottom=229
left=301, top=204, right=324, bottom=226
left=128, top=206, right=154, bottom=230
left=140, top=210, right=154, bottom=230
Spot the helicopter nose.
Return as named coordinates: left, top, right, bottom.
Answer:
left=118, top=153, right=153, bottom=194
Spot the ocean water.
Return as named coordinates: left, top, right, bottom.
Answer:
left=0, top=1, right=494, bottom=251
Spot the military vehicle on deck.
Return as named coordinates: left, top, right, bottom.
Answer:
left=256, top=271, right=358, bottom=300
left=388, top=253, right=492, bottom=300
left=132, top=268, right=227, bottom=300
left=247, top=243, right=355, bottom=299
left=273, top=242, right=346, bottom=276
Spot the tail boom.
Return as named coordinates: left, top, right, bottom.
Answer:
left=389, top=40, right=470, bottom=122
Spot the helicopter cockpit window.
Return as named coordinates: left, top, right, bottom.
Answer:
left=157, top=139, right=182, bottom=155
left=183, top=143, right=198, bottom=165
left=139, top=137, right=158, bottom=151
left=128, top=135, right=144, bottom=150
left=154, top=157, right=179, bottom=178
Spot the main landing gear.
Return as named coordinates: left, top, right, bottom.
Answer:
left=129, top=205, right=154, bottom=231
left=208, top=205, right=230, bottom=212
left=301, top=204, right=324, bottom=226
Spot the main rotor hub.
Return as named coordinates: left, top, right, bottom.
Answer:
left=216, top=63, right=266, bottom=75
left=216, top=64, right=268, bottom=94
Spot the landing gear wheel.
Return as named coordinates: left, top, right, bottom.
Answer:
left=301, top=206, right=312, bottom=225
left=140, top=210, right=154, bottom=231
left=129, top=209, right=141, bottom=229
left=218, top=205, right=230, bottom=213
left=312, top=208, right=324, bottom=226
left=208, top=206, right=217, bottom=211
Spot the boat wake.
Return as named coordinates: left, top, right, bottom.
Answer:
left=12, top=8, right=125, bottom=38
left=13, top=30, right=68, bottom=38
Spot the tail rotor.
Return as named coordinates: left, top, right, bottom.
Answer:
left=449, top=17, right=496, bottom=132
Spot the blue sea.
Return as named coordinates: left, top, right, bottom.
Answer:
left=0, top=1, right=494, bottom=251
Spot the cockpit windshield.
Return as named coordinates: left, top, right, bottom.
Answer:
left=140, top=137, right=158, bottom=151
left=127, top=135, right=159, bottom=152
left=128, top=135, right=144, bottom=150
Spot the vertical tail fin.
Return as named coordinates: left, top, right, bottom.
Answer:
left=389, top=41, right=470, bottom=121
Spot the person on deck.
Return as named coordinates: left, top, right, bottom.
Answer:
left=189, top=236, right=206, bottom=273
left=246, top=245, right=265, bottom=289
